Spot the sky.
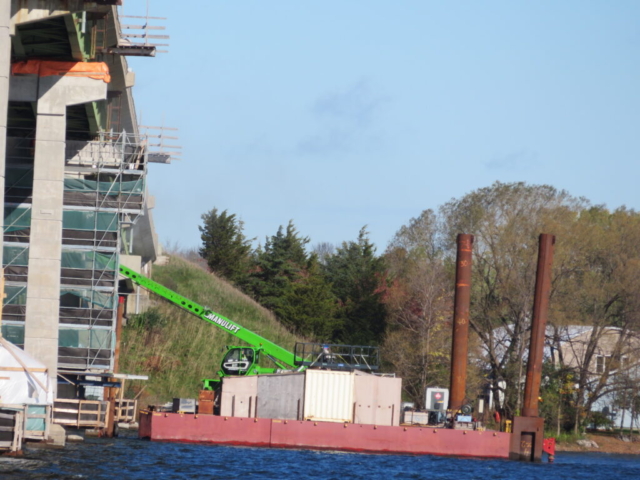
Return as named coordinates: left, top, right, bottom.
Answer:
left=121, top=1, right=640, bottom=254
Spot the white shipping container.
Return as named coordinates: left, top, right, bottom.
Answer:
left=303, top=370, right=354, bottom=423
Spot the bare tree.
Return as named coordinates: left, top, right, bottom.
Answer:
left=313, top=241, right=335, bottom=266
left=383, top=210, right=453, bottom=406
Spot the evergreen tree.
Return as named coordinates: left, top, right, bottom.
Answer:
left=279, top=256, right=341, bottom=340
left=199, top=208, right=252, bottom=286
left=323, top=227, right=388, bottom=345
left=247, top=222, right=343, bottom=340
left=246, top=221, right=310, bottom=316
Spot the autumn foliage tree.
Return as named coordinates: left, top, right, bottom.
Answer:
left=438, top=182, right=586, bottom=416
left=385, top=181, right=640, bottom=430
left=383, top=210, right=452, bottom=406
left=549, top=206, right=640, bottom=432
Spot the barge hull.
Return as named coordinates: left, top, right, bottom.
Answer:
left=140, top=411, right=511, bottom=458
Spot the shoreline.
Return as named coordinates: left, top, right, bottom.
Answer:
left=555, top=434, right=640, bottom=455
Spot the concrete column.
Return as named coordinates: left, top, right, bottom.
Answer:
left=0, top=1, right=11, bottom=271
left=25, top=77, right=67, bottom=394
left=16, top=75, right=106, bottom=393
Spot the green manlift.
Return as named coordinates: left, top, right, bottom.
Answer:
left=118, top=266, right=379, bottom=390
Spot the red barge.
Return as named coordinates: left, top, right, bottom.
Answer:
left=138, top=411, right=556, bottom=460
left=139, top=411, right=513, bottom=458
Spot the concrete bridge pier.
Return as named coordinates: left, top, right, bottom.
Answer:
left=10, top=73, right=107, bottom=394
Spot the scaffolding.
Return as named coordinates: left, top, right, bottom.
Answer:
left=59, top=131, right=147, bottom=370
left=2, top=131, right=35, bottom=332
left=2, top=130, right=149, bottom=371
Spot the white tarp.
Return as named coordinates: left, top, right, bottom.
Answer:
left=0, top=338, right=52, bottom=405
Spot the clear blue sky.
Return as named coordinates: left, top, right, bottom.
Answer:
left=122, top=1, right=640, bottom=253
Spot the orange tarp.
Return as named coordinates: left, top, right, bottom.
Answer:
left=12, top=60, right=111, bottom=83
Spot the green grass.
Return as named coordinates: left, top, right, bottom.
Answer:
left=546, top=430, right=585, bottom=444
left=120, top=255, right=305, bottom=405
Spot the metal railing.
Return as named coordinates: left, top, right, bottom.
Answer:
left=293, top=343, right=380, bottom=371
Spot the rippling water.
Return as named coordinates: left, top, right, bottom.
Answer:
left=1, top=431, right=640, bottom=480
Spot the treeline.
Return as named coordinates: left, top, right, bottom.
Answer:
left=198, top=182, right=640, bottom=434
left=199, top=214, right=386, bottom=346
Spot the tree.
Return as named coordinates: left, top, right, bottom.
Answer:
left=323, top=227, right=388, bottom=345
left=246, top=221, right=310, bottom=319
left=279, top=257, right=342, bottom=340
left=382, top=210, right=453, bottom=406
left=199, top=208, right=252, bottom=286
left=548, top=206, right=640, bottom=432
left=313, top=242, right=335, bottom=266
left=438, top=181, right=586, bottom=417
left=245, top=222, right=343, bottom=340
left=385, top=182, right=640, bottom=430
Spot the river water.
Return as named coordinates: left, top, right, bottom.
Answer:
left=1, top=431, right=639, bottom=480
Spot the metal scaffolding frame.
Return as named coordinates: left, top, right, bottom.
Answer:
left=60, top=130, right=147, bottom=370
left=2, top=131, right=36, bottom=329
left=2, top=130, right=149, bottom=371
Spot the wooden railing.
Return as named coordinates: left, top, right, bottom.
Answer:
left=53, top=399, right=108, bottom=428
left=115, top=399, right=137, bottom=423
left=0, top=409, right=23, bottom=452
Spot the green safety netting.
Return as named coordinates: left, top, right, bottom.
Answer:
left=59, top=328, right=112, bottom=349
left=4, top=283, right=115, bottom=309
left=4, top=206, right=31, bottom=232
left=60, top=288, right=115, bottom=309
left=5, top=207, right=120, bottom=233
left=1, top=325, right=24, bottom=345
left=64, top=178, right=144, bottom=195
left=62, top=210, right=118, bottom=231
left=5, top=168, right=33, bottom=189
left=3, top=247, right=117, bottom=270
left=61, top=250, right=116, bottom=271
left=3, top=245, right=29, bottom=266
left=4, top=285, right=26, bottom=305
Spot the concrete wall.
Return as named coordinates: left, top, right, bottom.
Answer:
left=119, top=254, right=153, bottom=316
left=130, top=198, right=159, bottom=265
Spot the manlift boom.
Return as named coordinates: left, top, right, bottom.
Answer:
left=119, top=266, right=297, bottom=383
left=118, top=265, right=380, bottom=388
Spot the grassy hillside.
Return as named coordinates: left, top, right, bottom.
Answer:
left=120, top=255, right=305, bottom=405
